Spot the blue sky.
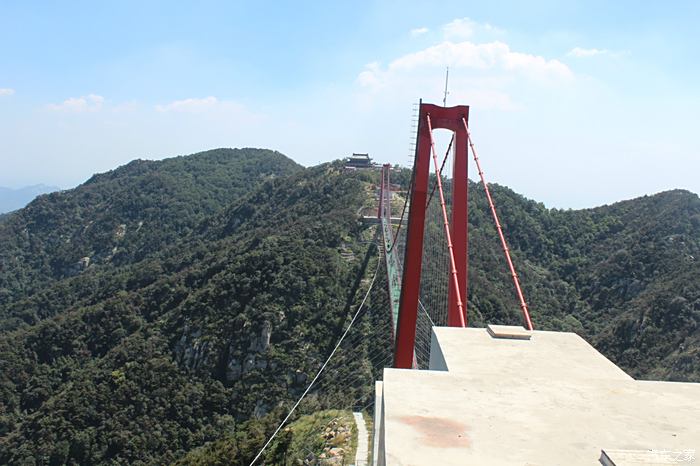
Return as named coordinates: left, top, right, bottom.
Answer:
left=1, top=1, right=698, bottom=208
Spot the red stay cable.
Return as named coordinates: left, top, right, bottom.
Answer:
left=426, top=114, right=466, bottom=327
left=461, top=117, right=534, bottom=330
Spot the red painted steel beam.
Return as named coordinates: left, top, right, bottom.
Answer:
left=394, top=102, right=469, bottom=369
left=448, top=115, right=469, bottom=327
left=393, top=113, right=430, bottom=369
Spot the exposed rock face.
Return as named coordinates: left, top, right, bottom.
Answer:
left=66, top=256, right=92, bottom=276
left=225, top=353, right=242, bottom=382
left=79, top=256, right=90, bottom=269
left=175, top=326, right=210, bottom=371
left=225, top=321, right=273, bottom=383
left=243, top=354, right=256, bottom=373
left=249, top=321, right=272, bottom=353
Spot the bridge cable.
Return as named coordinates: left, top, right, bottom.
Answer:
left=387, top=173, right=411, bottom=253
left=461, top=117, right=534, bottom=330
left=427, top=114, right=466, bottom=327
left=388, top=132, right=452, bottom=254
left=417, top=134, right=454, bottom=335
left=428, top=134, right=453, bottom=328
left=249, top=251, right=381, bottom=466
left=426, top=133, right=454, bottom=209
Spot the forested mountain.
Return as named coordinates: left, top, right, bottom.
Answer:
left=0, top=148, right=301, bottom=313
left=0, top=185, right=60, bottom=215
left=0, top=150, right=373, bottom=464
left=0, top=147, right=698, bottom=464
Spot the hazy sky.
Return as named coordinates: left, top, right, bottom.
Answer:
left=1, top=1, right=698, bottom=208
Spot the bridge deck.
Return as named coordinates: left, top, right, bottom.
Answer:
left=373, top=327, right=700, bottom=465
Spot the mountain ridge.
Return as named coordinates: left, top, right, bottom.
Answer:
left=0, top=184, right=61, bottom=215
left=0, top=148, right=302, bottom=309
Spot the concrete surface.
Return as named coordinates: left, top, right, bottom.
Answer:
left=373, top=327, right=700, bottom=465
left=372, top=381, right=383, bottom=465
left=353, top=411, right=369, bottom=465
left=601, top=448, right=698, bottom=465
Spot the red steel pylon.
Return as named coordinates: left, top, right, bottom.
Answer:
left=394, top=102, right=470, bottom=369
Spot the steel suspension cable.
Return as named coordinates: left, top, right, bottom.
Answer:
left=426, top=133, right=454, bottom=209
left=420, top=164, right=450, bottom=327
left=461, top=117, right=533, bottom=330
left=313, top=344, right=392, bottom=396
left=249, top=254, right=381, bottom=465
left=389, top=174, right=411, bottom=251
left=418, top=299, right=436, bottom=327
left=286, top=267, right=393, bottom=407
left=420, top=199, right=439, bottom=325
left=426, top=114, right=466, bottom=327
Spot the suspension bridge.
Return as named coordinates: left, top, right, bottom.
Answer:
left=378, top=102, right=532, bottom=370
left=251, top=102, right=700, bottom=465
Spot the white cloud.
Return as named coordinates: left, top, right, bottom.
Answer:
left=153, top=96, right=264, bottom=127
left=156, top=96, right=218, bottom=112
left=355, top=18, right=574, bottom=114
left=0, top=88, right=15, bottom=96
left=566, top=47, right=622, bottom=58
left=411, top=27, right=430, bottom=37
left=443, top=17, right=505, bottom=40
left=357, top=62, right=384, bottom=89
left=449, top=88, right=519, bottom=111
left=443, top=18, right=477, bottom=40
left=410, top=27, right=429, bottom=36
left=419, top=20, right=564, bottom=82
left=567, top=47, right=607, bottom=57
left=360, top=40, right=572, bottom=88
left=48, top=94, right=104, bottom=112
left=155, top=96, right=248, bottom=114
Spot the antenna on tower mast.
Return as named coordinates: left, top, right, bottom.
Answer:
left=442, top=66, right=449, bottom=107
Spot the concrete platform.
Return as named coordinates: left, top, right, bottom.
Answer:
left=373, top=327, right=700, bottom=465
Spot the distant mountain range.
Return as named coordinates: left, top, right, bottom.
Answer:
left=0, top=184, right=61, bottom=214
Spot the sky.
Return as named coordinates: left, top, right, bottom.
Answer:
left=0, top=0, right=698, bottom=208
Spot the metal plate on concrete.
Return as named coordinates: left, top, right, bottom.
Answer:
left=487, top=324, right=532, bottom=340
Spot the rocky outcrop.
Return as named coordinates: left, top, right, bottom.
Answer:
left=249, top=320, right=272, bottom=353
left=175, top=325, right=211, bottom=371
left=225, top=320, right=273, bottom=383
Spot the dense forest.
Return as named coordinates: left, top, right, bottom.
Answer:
left=1, top=147, right=698, bottom=464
